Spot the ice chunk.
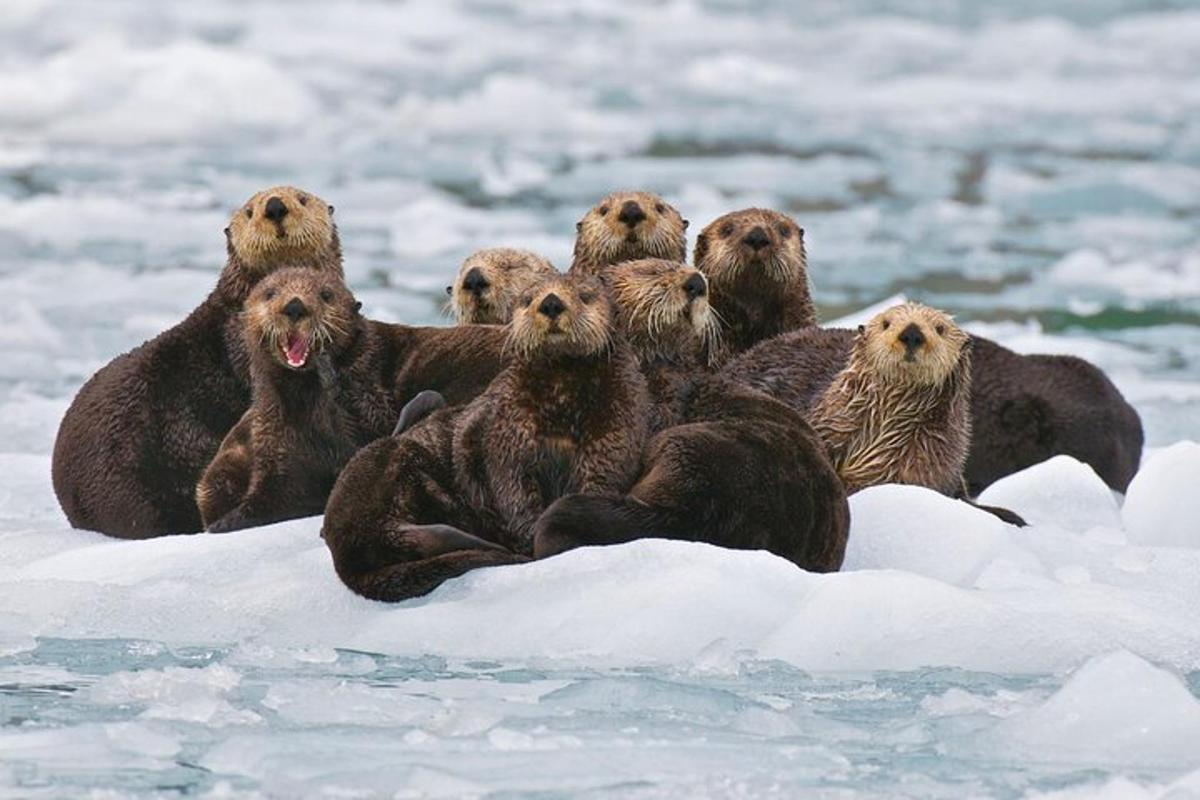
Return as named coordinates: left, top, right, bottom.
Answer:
left=87, top=664, right=261, bottom=726
left=978, top=456, right=1123, bottom=532
left=989, top=650, right=1200, bottom=769
left=843, top=485, right=1033, bottom=586
left=1123, top=441, right=1200, bottom=548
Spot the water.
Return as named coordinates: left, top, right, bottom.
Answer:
left=1, top=0, right=1199, bottom=796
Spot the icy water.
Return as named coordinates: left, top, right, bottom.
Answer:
left=2, top=0, right=1200, bottom=797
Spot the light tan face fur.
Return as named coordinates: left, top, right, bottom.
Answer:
left=606, top=258, right=721, bottom=364
left=508, top=275, right=613, bottom=360
left=858, top=303, right=968, bottom=387
left=244, top=267, right=358, bottom=371
left=226, top=186, right=335, bottom=272
left=574, top=191, right=688, bottom=268
left=694, top=208, right=806, bottom=286
left=448, top=248, right=558, bottom=325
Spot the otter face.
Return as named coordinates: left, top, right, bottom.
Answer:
left=859, top=302, right=969, bottom=386
left=226, top=186, right=336, bottom=271
left=449, top=248, right=558, bottom=325
left=694, top=208, right=806, bottom=287
left=244, top=267, right=359, bottom=371
left=508, top=275, right=613, bottom=360
left=573, top=191, right=688, bottom=271
left=606, top=258, right=721, bottom=364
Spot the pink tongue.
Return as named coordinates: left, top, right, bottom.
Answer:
left=286, top=333, right=308, bottom=366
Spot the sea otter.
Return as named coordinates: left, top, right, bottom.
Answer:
left=693, top=208, right=814, bottom=357
left=196, top=269, right=406, bottom=532
left=51, top=186, right=343, bottom=539
left=324, top=273, right=650, bottom=601
left=447, top=247, right=557, bottom=324
left=569, top=191, right=688, bottom=276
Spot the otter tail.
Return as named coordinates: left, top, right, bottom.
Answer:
left=393, top=390, right=447, bottom=436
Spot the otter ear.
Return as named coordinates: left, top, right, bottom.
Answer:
left=961, top=335, right=975, bottom=353
left=857, top=324, right=866, bottom=334
left=693, top=232, right=709, bottom=267
left=575, top=221, right=582, bottom=232
left=327, top=204, right=335, bottom=214
left=445, top=285, right=453, bottom=296
left=798, top=227, right=805, bottom=239
left=223, top=226, right=231, bottom=238
left=682, top=219, right=690, bottom=230
left=352, top=301, right=363, bottom=315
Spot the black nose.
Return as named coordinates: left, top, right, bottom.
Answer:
left=264, top=196, right=288, bottom=223
left=282, top=297, right=308, bottom=321
left=683, top=273, right=707, bottom=300
left=898, top=322, right=925, bottom=351
left=461, top=267, right=489, bottom=296
left=537, top=293, right=566, bottom=320
left=617, top=200, right=647, bottom=228
left=743, top=226, right=770, bottom=251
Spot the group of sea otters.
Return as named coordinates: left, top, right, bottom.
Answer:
left=51, top=185, right=1144, bottom=601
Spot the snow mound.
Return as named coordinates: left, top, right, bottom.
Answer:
left=990, top=650, right=1200, bottom=769
left=978, top=455, right=1122, bottom=532
left=1123, top=441, right=1200, bottom=548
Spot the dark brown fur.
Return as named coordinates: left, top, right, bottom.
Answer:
left=51, top=186, right=343, bottom=539
left=531, top=375, right=850, bottom=573
left=570, top=191, right=688, bottom=276
left=324, top=274, right=650, bottom=601
left=694, top=208, right=814, bottom=357
left=723, top=324, right=1144, bottom=494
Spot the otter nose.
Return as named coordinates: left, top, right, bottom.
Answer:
left=617, top=200, right=647, bottom=228
left=461, top=267, right=490, bottom=296
left=683, top=273, right=707, bottom=300
left=898, top=322, right=925, bottom=352
left=282, top=297, right=308, bottom=321
left=264, top=196, right=288, bottom=223
left=537, top=293, right=566, bottom=320
left=742, top=226, right=770, bottom=251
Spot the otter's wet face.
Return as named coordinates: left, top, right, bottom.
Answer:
left=449, top=248, right=558, bottom=325
left=573, top=191, right=688, bottom=272
left=607, top=258, right=721, bottom=364
left=244, top=268, right=358, bottom=371
left=226, top=186, right=336, bottom=271
left=859, top=303, right=968, bottom=386
left=508, top=276, right=613, bottom=360
left=694, top=208, right=806, bottom=287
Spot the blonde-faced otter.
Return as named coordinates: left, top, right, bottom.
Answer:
left=694, top=208, right=814, bottom=357
left=807, top=303, right=972, bottom=495
left=448, top=247, right=557, bottom=324
left=51, top=186, right=343, bottom=539
left=196, top=269, right=402, bottom=532
left=323, top=273, right=650, bottom=601
left=604, top=258, right=720, bottom=431
left=569, top=191, right=688, bottom=276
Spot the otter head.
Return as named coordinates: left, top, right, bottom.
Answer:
left=508, top=275, right=614, bottom=361
left=225, top=186, right=338, bottom=280
left=243, top=267, right=360, bottom=372
left=572, top=191, right=688, bottom=274
left=694, top=208, right=806, bottom=289
left=447, top=248, right=558, bottom=325
left=857, top=302, right=970, bottom=387
left=605, top=258, right=720, bottom=365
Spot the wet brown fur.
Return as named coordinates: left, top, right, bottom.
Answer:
left=52, top=186, right=343, bottom=538
left=694, top=208, right=814, bottom=358
left=569, top=191, right=688, bottom=276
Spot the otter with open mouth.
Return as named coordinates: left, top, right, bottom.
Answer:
left=52, top=185, right=343, bottom=539
left=323, top=273, right=650, bottom=601
left=569, top=191, right=688, bottom=276
left=448, top=247, right=558, bottom=324
left=694, top=208, right=814, bottom=358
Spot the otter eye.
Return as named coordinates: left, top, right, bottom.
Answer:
left=936, top=324, right=946, bottom=335
left=598, top=205, right=610, bottom=216
left=320, top=289, right=334, bottom=302
left=655, top=203, right=665, bottom=214
left=264, top=289, right=276, bottom=300
left=881, top=319, right=890, bottom=330
left=580, top=291, right=596, bottom=303
left=245, top=208, right=252, bottom=219
left=298, top=195, right=309, bottom=206
left=777, top=223, right=791, bottom=238
left=520, top=293, right=535, bottom=306
left=720, top=223, right=734, bottom=238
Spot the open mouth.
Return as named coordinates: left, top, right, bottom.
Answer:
left=282, top=332, right=311, bottom=368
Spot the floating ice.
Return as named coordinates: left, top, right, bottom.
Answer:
left=978, top=455, right=1123, bottom=532
left=1123, top=441, right=1200, bottom=548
